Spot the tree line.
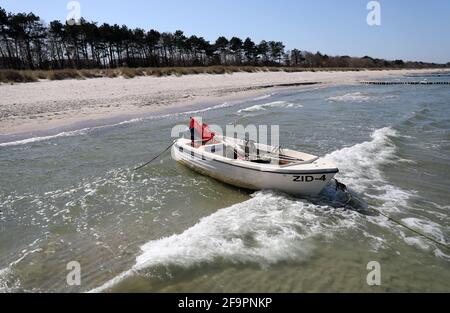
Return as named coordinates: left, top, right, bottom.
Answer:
left=0, top=6, right=447, bottom=71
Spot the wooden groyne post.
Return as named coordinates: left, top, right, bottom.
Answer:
left=361, top=81, right=450, bottom=85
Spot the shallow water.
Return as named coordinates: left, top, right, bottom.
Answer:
left=1, top=73, right=449, bottom=292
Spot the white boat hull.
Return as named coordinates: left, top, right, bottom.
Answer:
left=171, top=139, right=338, bottom=196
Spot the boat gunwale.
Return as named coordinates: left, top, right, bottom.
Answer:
left=174, top=139, right=339, bottom=175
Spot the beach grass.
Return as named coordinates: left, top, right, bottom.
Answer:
left=0, top=66, right=388, bottom=84
left=0, top=69, right=38, bottom=83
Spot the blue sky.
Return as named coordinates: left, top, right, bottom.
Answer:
left=1, top=0, right=449, bottom=63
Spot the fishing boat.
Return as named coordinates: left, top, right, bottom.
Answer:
left=171, top=118, right=339, bottom=196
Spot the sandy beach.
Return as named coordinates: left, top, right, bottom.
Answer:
left=0, top=69, right=444, bottom=135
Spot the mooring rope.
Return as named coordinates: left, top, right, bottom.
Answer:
left=134, top=140, right=176, bottom=171
left=334, top=179, right=450, bottom=251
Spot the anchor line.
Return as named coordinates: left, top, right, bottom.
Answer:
left=134, top=140, right=176, bottom=171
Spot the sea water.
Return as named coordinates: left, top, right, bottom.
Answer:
left=1, top=72, right=449, bottom=292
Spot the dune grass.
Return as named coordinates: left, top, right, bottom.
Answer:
left=0, top=66, right=385, bottom=84
left=0, top=69, right=38, bottom=83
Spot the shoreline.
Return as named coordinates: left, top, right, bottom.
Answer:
left=0, top=68, right=447, bottom=139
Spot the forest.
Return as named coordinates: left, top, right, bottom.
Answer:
left=0, top=6, right=448, bottom=72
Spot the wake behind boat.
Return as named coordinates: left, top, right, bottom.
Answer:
left=171, top=118, right=339, bottom=196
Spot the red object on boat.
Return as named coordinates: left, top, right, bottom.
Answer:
left=189, top=117, right=215, bottom=144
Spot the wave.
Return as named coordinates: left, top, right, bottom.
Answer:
left=324, top=127, right=414, bottom=210
left=326, top=92, right=372, bottom=102
left=325, top=127, right=449, bottom=255
left=253, top=94, right=272, bottom=101
left=181, top=102, right=232, bottom=115
left=238, top=101, right=303, bottom=113
left=90, top=190, right=360, bottom=292
left=0, top=247, right=43, bottom=292
left=0, top=128, right=90, bottom=147
left=401, top=218, right=447, bottom=244
left=324, top=127, right=400, bottom=195
left=396, top=217, right=450, bottom=260
left=326, top=92, right=398, bottom=103
left=0, top=267, right=11, bottom=292
left=136, top=192, right=319, bottom=269
left=0, top=118, right=143, bottom=148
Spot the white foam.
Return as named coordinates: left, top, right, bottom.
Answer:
left=323, top=127, right=412, bottom=212
left=0, top=247, right=44, bottom=292
left=88, top=269, right=135, bottom=293
left=324, top=127, right=399, bottom=192
left=324, top=128, right=449, bottom=256
left=434, top=248, right=450, bottom=261
left=0, top=267, right=11, bottom=292
left=238, top=101, right=303, bottom=113
left=182, top=102, right=233, bottom=115
left=253, top=94, right=272, bottom=101
left=401, top=218, right=447, bottom=244
left=136, top=192, right=314, bottom=269
left=0, top=128, right=90, bottom=147
left=326, top=92, right=372, bottom=102
left=0, top=118, right=143, bottom=148
left=90, top=191, right=358, bottom=292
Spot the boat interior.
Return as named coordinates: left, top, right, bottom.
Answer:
left=178, top=136, right=320, bottom=167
